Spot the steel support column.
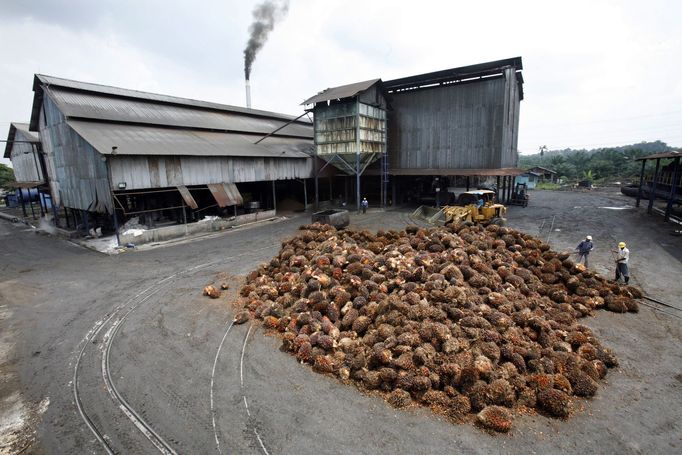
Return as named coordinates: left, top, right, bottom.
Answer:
left=496, top=176, right=501, bottom=202
left=18, top=189, right=27, bottom=217
left=303, top=179, right=308, bottom=210
left=314, top=158, right=319, bottom=210
left=636, top=159, right=646, bottom=207
left=29, top=192, right=35, bottom=219
left=329, top=177, right=333, bottom=204
left=272, top=180, right=277, bottom=212
left=112, top=205, right=120, bottom=246
left=665, top=157, right=680, bottom=221
left=356, top=98, right=361, bottom=213
left=647, top=158, right=661, bottom=214
left=392, top=177, right=397, bottom=206
left=356, top=153, right=361, bottom=213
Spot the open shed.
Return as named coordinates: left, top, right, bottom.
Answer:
left=28, top=74, right=315, bottom=235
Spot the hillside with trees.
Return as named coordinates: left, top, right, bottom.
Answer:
left=0, top=163, right=15, bottom=190
left=519, top=141, right=673, bottom=183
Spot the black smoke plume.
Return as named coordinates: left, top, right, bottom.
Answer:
left=244, top=0, right=290, bottom=80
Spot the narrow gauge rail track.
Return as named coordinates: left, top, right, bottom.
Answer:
left=640, top=295, right=682, bottom=320
left=73, top=245, right=278, bottom=454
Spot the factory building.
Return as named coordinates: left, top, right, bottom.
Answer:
left=3, top=122, right=53, bottom=217
left=27, top=75, right=315, bottom=234
left=303, top=57, right=524, bottom=209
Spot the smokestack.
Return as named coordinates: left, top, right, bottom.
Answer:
left=245, top=79, right=252, bottom=109
left=243, top=0, right=289, bottom=82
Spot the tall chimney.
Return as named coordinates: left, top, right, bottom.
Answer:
left=245, top=79, right=252, bottom=108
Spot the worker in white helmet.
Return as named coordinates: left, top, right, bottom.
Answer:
left=575, top=235, right=594, bottom=267
left=614, top=241, right=630, bottom=284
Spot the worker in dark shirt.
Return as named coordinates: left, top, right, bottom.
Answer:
left=575, top=235, right=594, bottom=267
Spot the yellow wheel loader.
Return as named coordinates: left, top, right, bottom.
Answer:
left=411, top=190, right=507, bottom=226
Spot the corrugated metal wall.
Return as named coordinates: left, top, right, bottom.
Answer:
left=38, top=92, right=315, bottom=213
left=9, top=130, right=42, bottom=182
left=39, top=95, right=113, bottom=212
left=388, top=74, right=520, bottom=171
left=109, top=155, right=313, bottom=190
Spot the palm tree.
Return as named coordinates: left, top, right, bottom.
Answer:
left=582, top=169, right=595, bottom=181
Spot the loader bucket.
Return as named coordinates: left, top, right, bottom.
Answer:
left=411, top=206, right=447, bottom=225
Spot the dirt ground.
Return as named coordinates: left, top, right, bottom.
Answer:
left=0, top=188, right=680, bottom=454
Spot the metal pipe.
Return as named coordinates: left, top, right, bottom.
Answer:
left=254, top=111, right=308, bottom=144
left=245, top=79, right=252, bottom=109
left=636, top=159, right=646, bottom=207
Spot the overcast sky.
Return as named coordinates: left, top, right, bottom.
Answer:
left=1, top=0, right=681, bottom=167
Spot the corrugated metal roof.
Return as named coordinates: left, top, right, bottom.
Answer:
left=4, top=122, right=39, bottom=158
left=302, top=79, right=381, bottom=105
left=635, top=150, right=681, bottom=161
left=11, top=123, right=39, bottom=141
left=34, top=74, right=307, bottom=122
left=46, top=87, right=312, bottom=138
left=383, top=57, right=523, bottom=92
left=67, top=120, right=313, bottom=159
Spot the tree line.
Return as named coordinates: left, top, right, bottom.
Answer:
left=0, top=163, right=14, bottom=190
left=519, top=140, right=673, bottom=183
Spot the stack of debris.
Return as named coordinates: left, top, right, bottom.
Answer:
left=234, top=223, right=640, bottom=431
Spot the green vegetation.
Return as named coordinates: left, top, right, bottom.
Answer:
left=520, top=140, right=672, bottom=183
left=535, top=181, right=561, bottom=190
left=0, top=163, right=15, bottom=190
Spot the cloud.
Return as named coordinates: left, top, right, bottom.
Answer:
left=2, top=0, right=681, bottom=167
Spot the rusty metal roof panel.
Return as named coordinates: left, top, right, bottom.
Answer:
left=67, top=120, right=312, bottom=159
left=302, top=79, right=381, bottom=105
left=207, top=183, right=243, bottom=207
left=46, top=88, right=312, bottom=138
left=635, top=150, right=681, bottom=161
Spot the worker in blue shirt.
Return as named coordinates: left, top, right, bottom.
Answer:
left=575, top=235, right=594, bottom=267
left=361, top=197, right=368, bottom=214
